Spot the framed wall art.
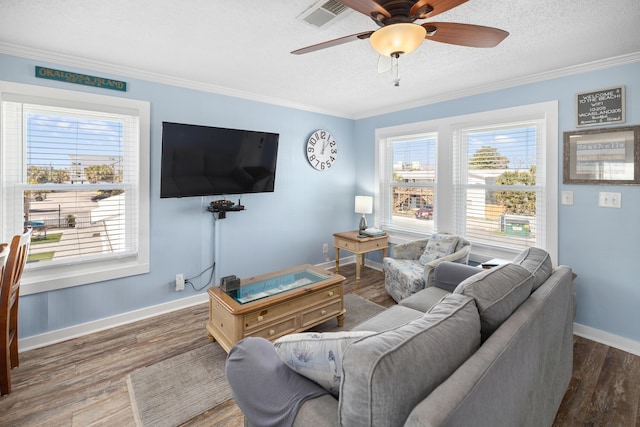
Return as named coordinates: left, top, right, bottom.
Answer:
left=563, top=125, right=640, bottom=185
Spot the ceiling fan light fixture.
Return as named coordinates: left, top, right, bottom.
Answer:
left=369, top=23, right=426, bottom=57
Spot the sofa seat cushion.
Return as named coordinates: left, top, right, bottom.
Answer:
left=353, top=305, right=424, bottom=333
left=383, top=258, right=425, bottom=301
left=418, top=233, right=459, bottom=264
left=339, top=293, right=481, bottom=427
left=454, top=263, right=534, bottom=340
left=512, top=247, right=553, bottom=291
left=399, top=286, right=450, bottom=312
left=274, top=331, right=375, bottom=396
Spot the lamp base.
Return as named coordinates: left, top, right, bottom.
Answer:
left=359, top=214, right=368, bottom=233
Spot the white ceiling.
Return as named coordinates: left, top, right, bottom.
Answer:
left=1, top=0, right=639, bottom=119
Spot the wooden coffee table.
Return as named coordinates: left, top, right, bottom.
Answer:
left=206, top=264, right=345, bottom=352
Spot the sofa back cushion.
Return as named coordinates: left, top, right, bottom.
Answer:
left=454, top=263, right=534, bottom=340
left=512, top=247, right=553, bottom=291
left=339, top=293, right=481, bottom=427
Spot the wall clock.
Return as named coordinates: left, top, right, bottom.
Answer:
left=306, top=129, right=337, bottom=171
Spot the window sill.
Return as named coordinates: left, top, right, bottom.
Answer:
left=21, top=255, right=149, bottom=295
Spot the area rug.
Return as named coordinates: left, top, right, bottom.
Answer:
left=126, top=293, right=385, bottom=427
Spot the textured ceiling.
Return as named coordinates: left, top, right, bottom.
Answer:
left=1, top=0, right=639, bottom=118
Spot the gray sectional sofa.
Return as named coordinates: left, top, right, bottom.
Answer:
left=230, top=248, right=575, bottom=427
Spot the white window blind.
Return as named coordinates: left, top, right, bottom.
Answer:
left=375, top=101, right=557, bottom=261
left=453, top=120, right=547, bottom=252
left=379, top=132, right=437, bottom=234
left=1, top=81, right=150, bottom=294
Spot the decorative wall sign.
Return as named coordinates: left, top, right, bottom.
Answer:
left=563, top=125, right=640, bottom=185
left=575, top=86, right=625, bottom=127
left=35, top=66, right=127, bottom=92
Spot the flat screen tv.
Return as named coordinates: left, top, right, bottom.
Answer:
left=160, top=122, right=279, bottom=198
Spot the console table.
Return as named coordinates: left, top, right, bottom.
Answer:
left=333, top=230, right=388, bottom=281
left=207, top=264, right=345, bottom=352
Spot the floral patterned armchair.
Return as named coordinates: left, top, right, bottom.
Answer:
left=383, top=233, right=471, bottom=302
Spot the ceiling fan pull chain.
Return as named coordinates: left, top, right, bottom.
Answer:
left=393, top=53, right=401, bottom=87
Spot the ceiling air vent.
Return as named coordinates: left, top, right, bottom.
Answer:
left=298, top=0, right=350, bottom=29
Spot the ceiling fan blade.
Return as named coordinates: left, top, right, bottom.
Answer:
left=377, top=55, right=392, bottom=73
left=338, top=0, right=391, bottom=20
left=422, top=22, right=509, bottom=48
left=410, top=0, right=469, bottom=19
left=291, top=31, right=374, bottom=55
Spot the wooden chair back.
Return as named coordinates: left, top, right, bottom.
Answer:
left=1, top=227, right=32, bottom=395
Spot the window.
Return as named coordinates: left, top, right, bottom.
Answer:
left=453, top=121, right=547, bottom=254
left=0, top=81, right=150, bottom=294
left=378, top=132, right=437, bottom=235
left=375, top=102, right=558, bottom=263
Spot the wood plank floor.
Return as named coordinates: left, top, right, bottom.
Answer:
left=1, top=263, right=638, bottom=426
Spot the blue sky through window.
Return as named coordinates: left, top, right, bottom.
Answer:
left=467, top=127, right=537, bottom=169
left=26, top=113, right=124, bottom=168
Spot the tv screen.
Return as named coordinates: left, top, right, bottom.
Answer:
left=160, top=122, right=279, bottom=198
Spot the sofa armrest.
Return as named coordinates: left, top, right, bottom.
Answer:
left=433, top=261, right=482, bottom=292
left=422, top=245, right=472, bottom=287
left=392, top=238, right=429, bottom=260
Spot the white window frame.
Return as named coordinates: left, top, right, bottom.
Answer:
left=375, top=101, right=558, bottom=265
left=376, top=127, right=439, bottom=239
left=0, top=81, right=150, bottom=295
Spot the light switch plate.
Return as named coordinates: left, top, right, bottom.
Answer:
left=598, top=192, right=621, bottom=208
left=561, top=191, right=573, bottom=205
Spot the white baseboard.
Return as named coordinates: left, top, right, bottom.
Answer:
left=19, top=293, right=209, bottom=351
left=573, top=322, right=640, bottom=357
left=32, top=261, right=638, bottom=358
left=20, top=259, right=388, bottom=351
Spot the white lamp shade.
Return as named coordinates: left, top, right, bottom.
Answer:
left=369, top=23, right=427, bottom=57
left=355, top=196, right=373, bottom=214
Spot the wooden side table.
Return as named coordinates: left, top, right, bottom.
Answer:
left=333, top=231, right=388, bottom=281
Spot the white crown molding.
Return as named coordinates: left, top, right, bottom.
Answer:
left=1, top=42, right=638, bottom=124
left=0, top=42, right=351, bottom=119
left=354, top=52, right=640, bottom=119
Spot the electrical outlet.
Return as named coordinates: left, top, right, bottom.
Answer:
left=598, top=192, right=621, bottom=208
left=175, top=273, right=185, bottom=291
left=323, top=243, right=329, bottom=254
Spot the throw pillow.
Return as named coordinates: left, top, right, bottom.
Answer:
left=273, top=330, right=375, bottom=396
left=418, top=233, right=459, bottom=265
left=454, top=263, right=534, bottom=340
left=339, top=293, right=481, bottom=427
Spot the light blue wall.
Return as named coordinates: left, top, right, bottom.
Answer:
left=0, top=54, right=356, bottom=338
left=355, top=61, right=640, bottom=344
left=3, top=52, right=640, bottom=345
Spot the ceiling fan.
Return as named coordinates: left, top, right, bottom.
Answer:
left=292, top=0, right=509, bottom=84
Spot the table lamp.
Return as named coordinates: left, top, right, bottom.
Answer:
left=355, top=196, right=373, bottom=234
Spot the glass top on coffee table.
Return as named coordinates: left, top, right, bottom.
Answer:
left=226, top=266, right=332, bottom=304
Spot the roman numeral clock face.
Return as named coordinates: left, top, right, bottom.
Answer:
left=306, top=129, right=337, bottom=171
